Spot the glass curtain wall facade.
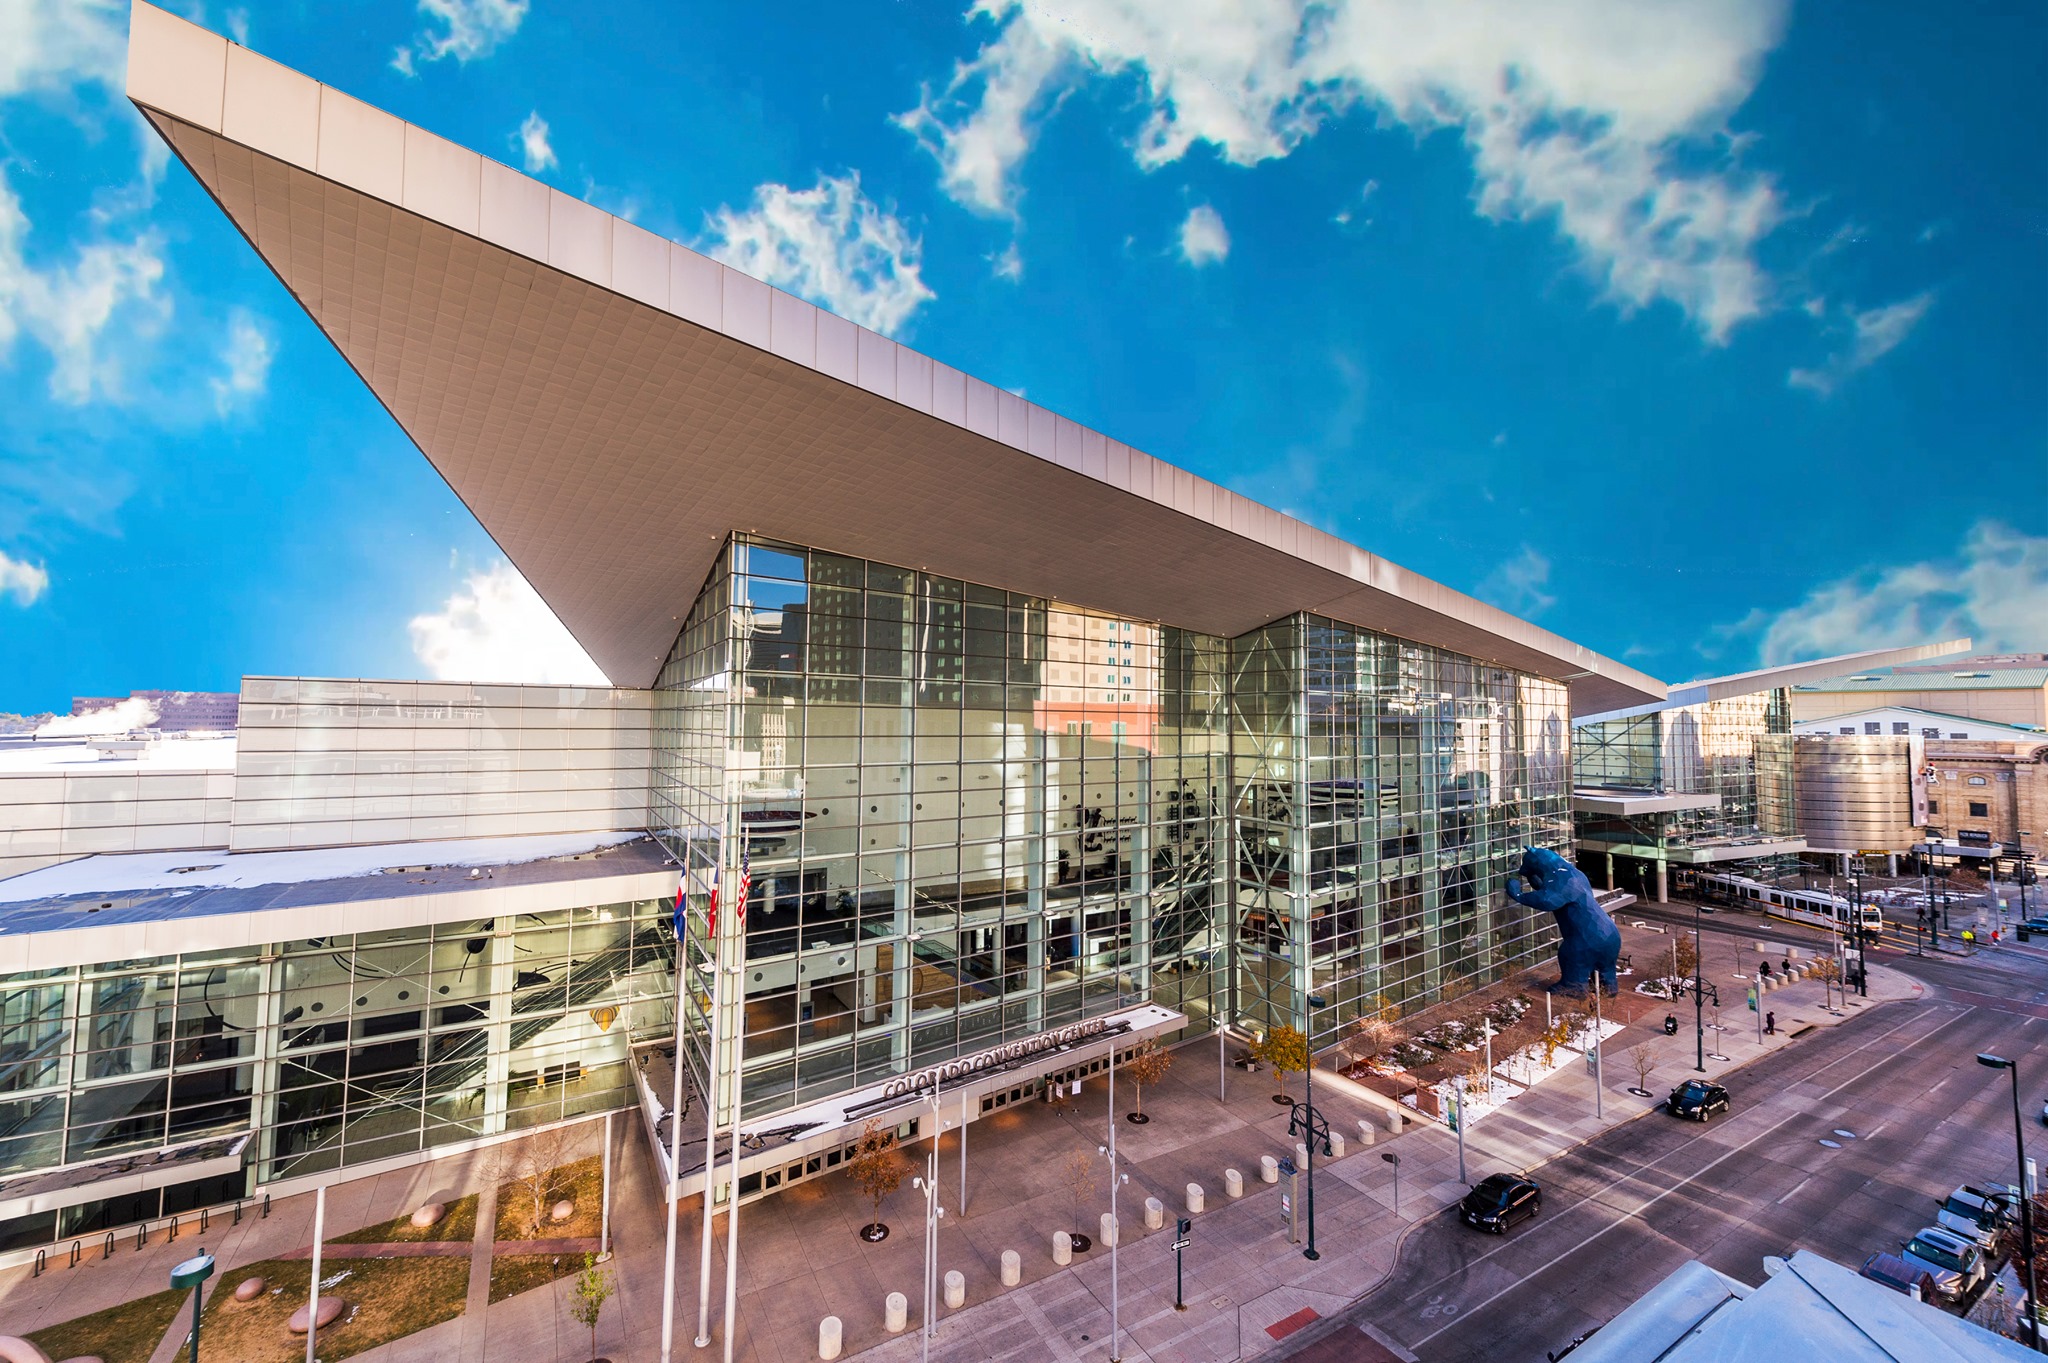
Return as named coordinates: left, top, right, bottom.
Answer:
left=0, top=897, right=672, bottom=1249
left=653, top=537, right=1231, bottom=1123
left=654, top=545, right=1575, bottom=1102
left=1575, top=692, right=1797, bottom=853
left=1232, top=616, right=1571, bottom=1049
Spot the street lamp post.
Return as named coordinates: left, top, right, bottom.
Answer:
left=171, top=1249, right=215, bottom=1362
left=1692, top=898, right=1707, bottom=1071
left=1979, top=1054, right=2045, bottom=1353
left=910, top=1086, right=949, bottom=1363
left=1287, top=1067, right=1333, bottom=1261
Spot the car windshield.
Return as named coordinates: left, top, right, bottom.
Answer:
left=1677, top=1083, right=1710, bottom=1099
left=1944, top=1197, right=1988, bottom=1219
left=1471, top=1178, right=1518, bottom=1204
left=1909, top=1239, right=1965, bottom=1271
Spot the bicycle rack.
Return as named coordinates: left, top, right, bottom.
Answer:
left=262, top=1193, right=272, bottom=1219
left=233, top=1200, right=243, bottom=1226
left=167, top=1214, right=178, bottom=1243
left=199, top=1207, right=209, bottom=1232
left=134, top=1222, right=147, bottom=1250
left=101, top=1231, right=114, bottom=1259
left=32, top=1248, right=45, bottom=1278
left=67, top=1240, right=82, bottom=1270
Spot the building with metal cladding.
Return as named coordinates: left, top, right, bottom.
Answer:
left=1570, top=643, right=1970, bottom=901
left=0, top=1, right=1882, bottom=1263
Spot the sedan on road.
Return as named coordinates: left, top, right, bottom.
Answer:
left=1461, top=1173, right=1541, bottom=1234
left=1666, top=1079, right=1731, bottom=1122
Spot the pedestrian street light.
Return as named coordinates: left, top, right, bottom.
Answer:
left=1979, top=1054, right=2045, bottom=1355
left=171, top=1248, right=216, bottom=1362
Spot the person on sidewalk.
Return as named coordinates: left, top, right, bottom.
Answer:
left=1765, top=1011, right=1776, bottom=1036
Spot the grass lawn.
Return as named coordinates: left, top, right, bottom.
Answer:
left=332, top=1191, right=480, bottom=1245
left=188, top=1253, right=468, bottom=1363
left=487, top=1251, right=588, bottom=1304
left=494, top=1154, right=603, bottom=1242
left=27, top=1285, right=186, bottom=1363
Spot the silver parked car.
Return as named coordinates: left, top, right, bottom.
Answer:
left=1936, top=1186, right=2011, bottom=1247
left=1902, top=1226, right=1988, bottom=1299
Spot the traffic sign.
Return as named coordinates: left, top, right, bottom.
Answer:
left=1171, top=1238, right=1191, bottom=1251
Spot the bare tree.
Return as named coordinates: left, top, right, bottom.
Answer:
left=847, top=1120, right=905, bottom=1243
left=1121, top=1040, right=1174, bottom=1122
left=1628, top=1043, right=1659, bottom=1097
left=483, top=1124, right=577, bottom=1239
left=1063, top=1148, right=1100, bottom=1247
left=1352, top=1016, right=1397, bottom=1064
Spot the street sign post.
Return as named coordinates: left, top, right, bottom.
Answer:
left=1173, top=1217, right=1191, bottom=1311
left=1381, top=1151, right=1401, bottom=1215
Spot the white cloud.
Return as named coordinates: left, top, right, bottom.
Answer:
left=703, top=173, right=935, bottom=336
left=0, top=0, right=124, bottom=102
left=35, top=696, right=158, bottom=737
left=209, top=308, right=273, bottom=415
left=0, top=168, right=168, bottom=404
left=225, top=8, right=250, bottom=46
left=0, top=549, right=49, bottom=606
left=990, top=241, right=1024, bottom=281
left=1476, top=544, right=1556, bottom=619
left=517, top=111, right=557, bottom=174
left=1788, top=291, right=1934, bottom=396
left=409, top=561, right=608, bottom=685
left=1178, top=205, right=1229, bottom=266
left=901, top=0, right=1790, bottom=341
left=392, top=0, right=529, bottom=74
left=1725, top=521, right=2047, bottom=667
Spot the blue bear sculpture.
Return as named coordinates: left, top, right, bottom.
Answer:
left=1506, top=847, right=1621, bottom=996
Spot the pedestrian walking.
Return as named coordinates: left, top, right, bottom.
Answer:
left=1765, top=1011, right=1776, bottom=1036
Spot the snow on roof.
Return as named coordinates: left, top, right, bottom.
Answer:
left=0, top=734, right=238, bottom=775
left=0, top=830, right=651, bottom=903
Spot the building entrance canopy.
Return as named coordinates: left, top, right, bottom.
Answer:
left=123, top=1, right=1661, bottom=716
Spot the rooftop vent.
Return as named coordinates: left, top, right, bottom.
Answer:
left=1953, top=672, right=1992, bottom=679
left=1848, top=674, right=1883, bottom=681
left=169, top=865, right=221, bottom=875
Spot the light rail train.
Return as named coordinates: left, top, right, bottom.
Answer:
left=1691, top=871, right=1886, bottom=934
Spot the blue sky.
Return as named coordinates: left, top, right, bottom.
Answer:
left=2, top=0, right=2043, bottom=714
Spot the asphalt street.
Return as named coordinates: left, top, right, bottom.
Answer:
left=1274, top=925, right=2048, bottom=1363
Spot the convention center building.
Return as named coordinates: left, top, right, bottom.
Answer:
left=0, top=2, right=1692, bottom=1261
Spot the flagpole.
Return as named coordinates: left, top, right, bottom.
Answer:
left=661, top=845, right=690, bottom=1363
left=720, top=843, right=751, bottom=1363
left=695, top=844, right=723, bottom=1349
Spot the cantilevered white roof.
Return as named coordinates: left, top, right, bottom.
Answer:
left=1576, top=639, right=1971, bottom=726
left=123, top=1, right=1663, bottom=716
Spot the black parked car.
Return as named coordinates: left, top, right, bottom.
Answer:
left=1461, top=1173, right=1541, bottom=1234
left=1667, top=1079, right=1731, bottom=1122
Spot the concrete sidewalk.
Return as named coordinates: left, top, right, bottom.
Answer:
left=0, top=931, right=1915, bottom=1363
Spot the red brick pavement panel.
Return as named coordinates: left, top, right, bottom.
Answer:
left=1266, top=1306, right=1320, bottom=1340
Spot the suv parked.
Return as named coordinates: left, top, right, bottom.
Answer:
left=1901, top=1226, right=1988, bottom=1299
left=1936, top=1186, right=2012, bottom=1245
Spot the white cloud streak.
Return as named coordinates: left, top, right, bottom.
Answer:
left=704, top=173, right=935, bottom=337
left=0, top=0, right=124, bottom=102
left=1788, top=291, right=1934, bottom=396
left=901, top=0, right=1790, bottom=341
left=517, top=111, right=557, bottom=173
left=1724, top=521, right=2047, bottom=667
left=209, top=308, right=273, bottom=415
left=0, top=549, right=49, bottom=606
left=393, top=0, right=529, bottom=74
left=1178, top=205, right=1229, bottom=266
left=0, top=168, right=167, bottom=404
left=409, top=561, right=608, bottom=685
left=1476, top=544, right=1556, bottom=619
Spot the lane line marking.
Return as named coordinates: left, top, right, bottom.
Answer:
left=1410, top=1006, right=1979, bottom=1349
left=1776, top=1176, right=1814, bottom=1206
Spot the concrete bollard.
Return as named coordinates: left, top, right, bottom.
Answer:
left=1296, top=1143, right=1310, bottom=1170
left=1383, top=1111, right=1402, bottom=1134
left=1144, top=1196, right=1164, bottom=1230
left=1225, top=1168, right=1244, bottom=1198
left=1329, top=1131, right=1347, bottom=1159
left=1356, top=1119, right=1375, bottom=1147
left=1260, top=1155, right=1279, bottom=1184
left=819, top=1316, right=843, bottom=1360
left=1099, top=1211, right=1119, bottom=1248
left=1001, top=1249, right=1020, bottom=1286
left=1053, top=1231, right=1072, bottom=1266
left=885, top=1292, right=908, bottom=1334
left=945, top=1270, right=966, bottom=1310
left=1186, top=1183, right=1205, bottom=1214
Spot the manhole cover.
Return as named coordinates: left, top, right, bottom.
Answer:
left=1818, top=1139, right=1841, bottom=1149
left=1833, top=1129, right=1856, bottom=1139
left=1211, top=1297, right=1231, bottom=1308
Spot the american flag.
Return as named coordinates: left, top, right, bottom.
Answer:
left=704, top=842, right=753, bottom=941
